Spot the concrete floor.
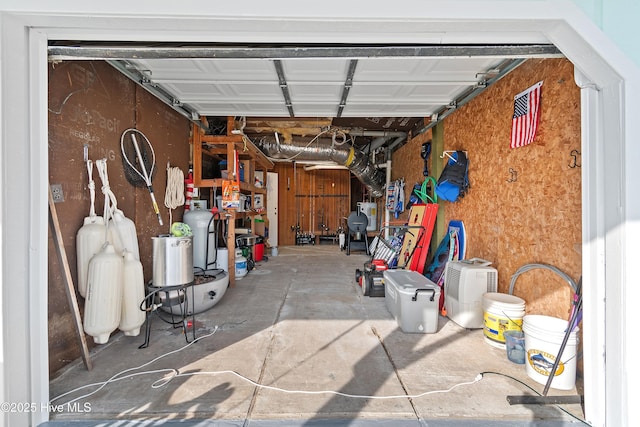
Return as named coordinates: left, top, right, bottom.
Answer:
left=46, top=245, right=587, bottom=426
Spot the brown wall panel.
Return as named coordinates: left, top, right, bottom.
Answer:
left=134, top=89, right=191, bottom=277
left=48, top=61, right=191, bottom=376
left=274, top=163, right=350, bottom=246
left=395, top=59, right=581, bottom=321
left=48, top=61, right=136, bottom=375
left=391, top=123, right=431, bottom=224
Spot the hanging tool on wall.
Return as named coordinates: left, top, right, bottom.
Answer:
left=421, top=141, right=432, bottom=176
left=164, top=161, right=185, bottom=230
left=120, top=128, right=163, bottom=225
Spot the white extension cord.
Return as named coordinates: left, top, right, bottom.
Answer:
left=50, top=327, right=483, bottom=407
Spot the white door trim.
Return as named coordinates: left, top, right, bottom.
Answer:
left=2, top=3, right=638, bottom=426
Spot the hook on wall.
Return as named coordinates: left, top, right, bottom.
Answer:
left=569, top=149, right=581, bottom=168
left=440, top=150, right=468, bottom=163
left=507, top=168, right=518, bottom=183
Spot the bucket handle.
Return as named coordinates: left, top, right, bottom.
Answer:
left=501, top=310, right=523, bottom=331
left=412, top=288, right=436, bottom=302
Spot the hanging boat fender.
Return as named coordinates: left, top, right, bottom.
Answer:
left=109, top=208, right=140, bottom=260
left=76, top=159, right=109, bottom=297
left=84, top=243, right=124, bottom=344
left=76, top=216, right=107, bottom=298
left=119, top=250, right=146, bottom=337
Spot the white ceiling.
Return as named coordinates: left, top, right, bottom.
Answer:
left=49, top=43, right=564, bottom=135
left=125, top=56, right=507, bottom=118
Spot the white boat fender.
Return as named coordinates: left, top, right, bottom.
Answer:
left=109, top=209, right=140, bottom=260
left=84, top=243, right=124, bottom=344
left=76, top=160, right=108, bottom=297
left=119, top=251, right=146, bottom=337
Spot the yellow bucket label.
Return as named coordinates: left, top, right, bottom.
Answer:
left=527, top=349, right=565, bottom=376
left=483, top=312, right=523, bottom=342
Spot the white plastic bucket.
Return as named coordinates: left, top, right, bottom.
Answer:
left=482, top=292, right=526, bottom=349
left=522, top=314, right=579, bottom=390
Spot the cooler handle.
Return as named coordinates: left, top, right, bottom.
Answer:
left=412, top=288, right=436, bottom=302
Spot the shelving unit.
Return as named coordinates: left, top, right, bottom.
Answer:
left=190, top=117, right=274, bottom=285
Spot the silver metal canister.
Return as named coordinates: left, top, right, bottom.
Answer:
left=152, top=235, right=194, bottom=286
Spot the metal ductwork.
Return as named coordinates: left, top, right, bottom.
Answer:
left=256, top=137, right=387, bottom=198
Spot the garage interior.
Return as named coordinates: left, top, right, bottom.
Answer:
left=45, top=40, right=584, bottom=425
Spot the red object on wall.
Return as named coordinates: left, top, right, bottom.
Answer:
left=184, top=170, right=194, bottom=212
left=408, top=203, right=439, bottom=273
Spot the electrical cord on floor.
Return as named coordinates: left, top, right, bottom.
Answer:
left=150, top=370, right=483, bottom=399
left=49, top=326, right=220, bottom=406
left=50, top=326, right=483, bottom=407
left=479, top=371, right=589, bottom=425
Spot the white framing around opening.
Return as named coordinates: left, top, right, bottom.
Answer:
left=2, top=2, right=639, bottom=426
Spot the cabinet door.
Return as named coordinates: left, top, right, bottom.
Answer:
left=266, top=172, right=278, bottom=247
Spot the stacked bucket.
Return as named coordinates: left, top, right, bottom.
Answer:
left=482, top=263, right=581, bottom=391
left=522, top=315, right=579, bottom=390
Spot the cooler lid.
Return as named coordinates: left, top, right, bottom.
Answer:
left=383, top=270, right=439, bottom=295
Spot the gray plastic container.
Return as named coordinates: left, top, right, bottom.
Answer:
left=383, top=270, right=440, bottom=333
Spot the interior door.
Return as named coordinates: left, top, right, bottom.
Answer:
left=266, top=172, right=278, bottom=247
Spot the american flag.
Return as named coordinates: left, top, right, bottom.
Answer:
left=510, top=81, right=543, bottom=149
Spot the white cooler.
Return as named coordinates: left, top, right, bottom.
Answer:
left=383, top=270, right=440, bottom=333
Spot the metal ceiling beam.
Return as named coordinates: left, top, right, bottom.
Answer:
left=48, top=44, right=563, bottom=61
left=107, top=60, right=198, bottom=121
left=337, top=60, right=358, bottom=118
left=273, top=60, right=294, bottom=117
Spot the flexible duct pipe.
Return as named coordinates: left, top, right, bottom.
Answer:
left=257, top=138, right=386, bottom=198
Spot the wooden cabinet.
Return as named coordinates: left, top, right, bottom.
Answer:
left=190, top=117, right=274, bottom=284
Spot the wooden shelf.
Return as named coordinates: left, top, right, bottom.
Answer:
left=194, top=178, right=266, bottom=194
left=190, top=117, right=273, bottom=286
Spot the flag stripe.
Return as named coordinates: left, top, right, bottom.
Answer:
left=510, top=81, right=542, bottom=149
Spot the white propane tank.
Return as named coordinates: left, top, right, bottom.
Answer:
left=84, top=244, right=124, bottom=344
left=119, top=251, right=146, bottom=337
left=357, top=202, right=377, bottom=232
left=109, top=209, right=140, bottom=259
left=183, top=206, right=216, bottom=271
left=235, top=248, right=248, bottom=279
left=76, top=216, right=107, bottom=297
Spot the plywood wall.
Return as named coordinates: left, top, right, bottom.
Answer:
left=273, top=163, right=351, bottom=246
left=48, top=61, right=190, bottom=375
left=391, top=122, right=432, bottom=223
left=394, top=58, right=581, bottom=320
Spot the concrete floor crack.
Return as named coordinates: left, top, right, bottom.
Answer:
left=370, top=325, right=426, bottom=425
left=242, top=275, right=296, bottom=427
